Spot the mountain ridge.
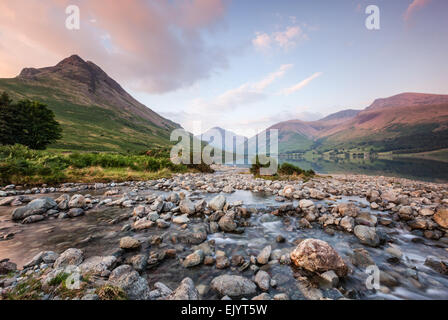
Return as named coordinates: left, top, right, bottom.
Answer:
left=243, top=92, right=448, bottom=154
left=0, top=54, right=180, bottom=152
left=196, top=127, right=247, bottom=152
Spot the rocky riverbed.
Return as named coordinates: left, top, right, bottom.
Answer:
left=0, top=166, right=448, bottom=300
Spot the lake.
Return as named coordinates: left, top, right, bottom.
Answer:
left=279, top=156, right=448, bottom=183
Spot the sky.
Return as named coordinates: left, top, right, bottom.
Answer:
left=0, top=0, right=447, bottom=137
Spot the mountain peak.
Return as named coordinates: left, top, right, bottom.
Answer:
left=56, top=54, right=87, bottom=67
left=17, top=54, right=123, bottom=95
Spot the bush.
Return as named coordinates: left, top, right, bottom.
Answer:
left=278, top=162, right=303, bottom=175
left=250, top=155, right=277, bottom=176
left=304, top=169, right=316, bottom=177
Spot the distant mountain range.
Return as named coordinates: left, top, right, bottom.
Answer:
left=0, top=55, right=179, bottom=152
left=240, top=93, right=448, bottom=154
left=195, top=127, right=247, bottom=152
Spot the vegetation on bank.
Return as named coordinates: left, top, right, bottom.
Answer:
left=0, top=144, right=216, bottom=185
left=250, top=156, right=315, bottom=180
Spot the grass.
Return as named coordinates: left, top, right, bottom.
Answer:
left=0, top=79, right=176, bottom=153
left=47, top=273, right=69, bottom=286
left=6, top=277, right=42, bottom=300
left=96, top=284, right=128, bottom=300
left=0, top=144, right=192, bottom=185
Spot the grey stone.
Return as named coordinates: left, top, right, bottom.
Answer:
left=211, top=275, right=257, bottom=298
left=354, top=225, right=380, bottom=247
left=53, top=248, right=84, bottom=268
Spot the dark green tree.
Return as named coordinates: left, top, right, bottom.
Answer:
left=0, top=92, right=62, bottom=150
left=0, top=92, right=15, bottom=145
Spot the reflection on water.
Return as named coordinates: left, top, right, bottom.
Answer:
left=279, top=157, right=448, bottom=183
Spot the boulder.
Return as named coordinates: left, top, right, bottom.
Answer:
left=173, top=214, right=190, bottom=225
left=22, top=215, right=45, bottom=224
left=129, top=254, right=148, bottom=272
left=254, top=270, right=270, bottom=291
left=283, top=185, right=294, bottom=198
left=381, top=190, right=398, bottom=203
left=179, top=198, right=196, bottom=215
left=434, top=208, right=448, bottom=229
left=53, top=248, right=84, bottom=268
left=68, top=194, right=86, bottom=208
left=337, top=203, right=359, bottom=217
left=290, top=238, right=348, bottom=277
left=354, top=225, right=380, bottom=247
left=119, top=237, right=141, bottom=250
left=256, top=245, right=271, bottom=265
left=424, top=256, right=448, bottom=275
left=79, top=256, right=117, bottom=275
left=419, top=208, right=434, bottom=216
left=350, top=248, right=374, bottom=268
left=0, top=260, right=17, bottom=275
left=24, top=251, right=59, bottom=268
left=340, top=216, right=355, bottom=232
left=355, top=212, right=377, bottom=227
left=68, top=208, right=84, bottom=217
left=108, top=267, right=150, bottom=300
left=0, top=196, right=16, bottom=206
left=133, top=205, right=147, bottom=217
left=320, top=270, right=339, bottom=287
left=165, top=277, right=199, bottom=300
left=218, top=212, right=237, bottom=232
left=211, top=275, right=257, bottom=298
left=309, top=188, right=325, bottom=200
left=12, top=197, right=56, bottom=220
left=182, top=250, right=204, bottom=268
left=299, top=199, right=315, bottom=210
left=133, top=219, right=154, bottom=230
left=209, top=195, right=226, bottom=211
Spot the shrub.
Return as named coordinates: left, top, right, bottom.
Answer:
left=250, top=155, right=277, bottom=176
left=278, top=162, right=303, bottom=175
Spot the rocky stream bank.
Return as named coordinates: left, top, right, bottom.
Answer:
left=0, top=166, right=447, bottom=300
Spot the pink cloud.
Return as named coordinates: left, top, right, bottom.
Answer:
left=0, top=0, right=229, bottom=93
left=404, top=0, right=432, bottom=21
left=253, top=24, right=309, bottom=52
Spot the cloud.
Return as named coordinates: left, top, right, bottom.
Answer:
left=161, top=107, right=322, bottom=138
left=281, top=72, right=323, bottom=95
left=191, top=64, right=293, bottom=112
left=404, top=0, right=432, bottom=21
left=0, top=0, right=229, bottom=93
left=252, top=33, right=272, bottom=50
left=252, top=64, right=293, bottom=90
left=253, top=25, right=308, bottom=52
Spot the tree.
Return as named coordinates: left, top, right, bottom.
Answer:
left=0, top=92, right=14, bottom=145
left=0, top=92, right=62, bottom=150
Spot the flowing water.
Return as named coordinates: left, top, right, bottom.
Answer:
left=1, top=187, right=448, bottom=300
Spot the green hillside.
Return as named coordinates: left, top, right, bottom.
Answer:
left=0, top=55, right=179, bottom=153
